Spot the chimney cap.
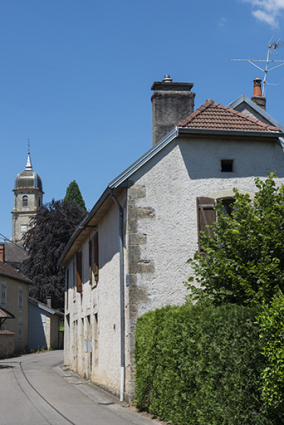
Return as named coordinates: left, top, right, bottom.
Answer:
left=252, top=77, right=263, bottom=97
left=162, top=75, right=173, bottom=83
left=251, top=77, right=266, bottom=110
left=151, top=77, right=194, bottom=92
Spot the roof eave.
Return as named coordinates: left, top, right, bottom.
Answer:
left=0, top=270, right=31, bottom=285
left=177, top=127, right=284, bottom=138
left=109, top=128, right=179, bottom=189
left=59, top=129, right=180, bottom=267
left=59, top=186, right=125, bottom=267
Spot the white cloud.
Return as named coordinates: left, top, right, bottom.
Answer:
left=218, top=17, right=227, bottom=26
left=243, top=0, right=284, bottom=27
left=252, top=9, right=278, bottom=26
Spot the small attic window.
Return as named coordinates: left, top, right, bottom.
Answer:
left=221, top=159, right=233, bottom=172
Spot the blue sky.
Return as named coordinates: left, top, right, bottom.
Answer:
left=1, top=0, right=284, bottom=240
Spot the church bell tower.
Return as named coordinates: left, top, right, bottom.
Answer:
left=12, top=150, right=44, bottom=242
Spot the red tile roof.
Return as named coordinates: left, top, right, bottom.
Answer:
left=178, top=99, right=280, bottom=132
left=0, top=261, right=31, bottom=284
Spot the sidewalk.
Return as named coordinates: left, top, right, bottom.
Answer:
left=54, top=365, right=165, bottom=425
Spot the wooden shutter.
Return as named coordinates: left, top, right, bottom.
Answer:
left=94, top=232, right=99, bottom=282
left=89, top=240, right=93, bottom=285
left=76, top=251, right=82, bottom=293
left=196, top=197, right=216, bottom=250
left=66, top=269, right=69, bottom=310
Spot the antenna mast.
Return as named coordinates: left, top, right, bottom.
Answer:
left=230, top=38, right=284, bottom=96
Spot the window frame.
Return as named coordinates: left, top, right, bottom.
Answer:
left=1, top=283, right=6, bottom=307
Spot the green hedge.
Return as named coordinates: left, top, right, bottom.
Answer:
left=135, top=303, right=281, bottom=425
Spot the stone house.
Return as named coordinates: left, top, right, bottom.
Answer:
left=0, top=244, right=31, bottom=354
left=28, top=297, right=64, bottom=351
left=59, top=76, right=284, bottom=401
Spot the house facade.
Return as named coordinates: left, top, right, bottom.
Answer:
left=28, top=297, right=64, bottom=351
left=59, top=77, right=284, bottom=401
left=0, top=244, right=31, bottom=353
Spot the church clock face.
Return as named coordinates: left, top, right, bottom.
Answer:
left=21, top=225, right=27, bottom=232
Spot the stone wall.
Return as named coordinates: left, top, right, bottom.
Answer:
left=0, top=331, right=15, bottom=358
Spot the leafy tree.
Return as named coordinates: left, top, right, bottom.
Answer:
left=187, top=173, right=284, bottom=306
left=64, top=180, right=86, bottom=210
left=23, top=199, right=87, bottom=310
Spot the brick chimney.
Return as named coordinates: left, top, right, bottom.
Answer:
left=251, top=78, right=266, bottom=111
left=151, top=75, right=196, bottom=146
left=0, top=244, right=5, bottom=262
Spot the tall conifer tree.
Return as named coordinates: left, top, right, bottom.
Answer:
left=64, top=180, right=86, bottom=210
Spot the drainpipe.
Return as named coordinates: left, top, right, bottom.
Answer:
left=109, top=188, right=125, bottom=402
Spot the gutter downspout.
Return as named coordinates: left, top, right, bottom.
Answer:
left=109, top=188, right=125, bottom=402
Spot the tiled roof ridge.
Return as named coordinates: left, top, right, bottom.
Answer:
left=178, top=98, right=214, bottom=127
left=0, top=261, right=31, bottom=284
left=178, top=99, right=280, bottom=132
left=213, top=101, right=280, bottom=132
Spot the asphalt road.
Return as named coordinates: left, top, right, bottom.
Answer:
left=0, top=350, right=156, bottom=425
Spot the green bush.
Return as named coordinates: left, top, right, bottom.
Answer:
left=257, top=291, right=284, bottom=417
left=135, top=303, right=281, bottom=425
left=187, top=174, right=284, bottom=307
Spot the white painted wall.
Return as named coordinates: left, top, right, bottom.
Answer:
left=129, top=136, right=284, bottom=317
left=64, top=193, right=126, bottom=394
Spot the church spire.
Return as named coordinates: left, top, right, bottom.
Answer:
left=25, top=139, right=33, bottom=171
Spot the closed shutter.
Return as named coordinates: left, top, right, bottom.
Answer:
left=196, top=197, right=216, bottom=250
left=94, top=232, right=99, bottom=282
left=76, top=252, right=82, bottom=293
left=89, top=240, right=93, bottom=285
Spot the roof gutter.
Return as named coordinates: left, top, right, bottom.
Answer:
left=177, top=127, right=284, bottom=138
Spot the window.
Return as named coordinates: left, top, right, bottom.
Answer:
left=1, top=283, right=6, bottom=306
left=196, top=196, right=235, bottom=250
left=22, top=195, right=28, bottom=207
left=221, top=159, right=233, bottom=172
left=197, top=197, right=216, bottom=250
left=76, top=252, right=82, bottom=293
left=18, top=288, right=23, bottom=310
left=221, top=198, right=234, bottom=217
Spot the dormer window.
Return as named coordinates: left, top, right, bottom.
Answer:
left=22, top=195, right=28, bottom=207
left=221, top=159, right=233, bottom=172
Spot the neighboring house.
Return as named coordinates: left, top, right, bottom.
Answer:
left=28, top=297, right=64, bottom=351
left=0, top=244, right=31, bottom=353
left=59, top=76, right=284, bottom=401
left=3, top=241, right=29, bottom=274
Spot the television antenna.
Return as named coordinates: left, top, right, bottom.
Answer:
left=230, top=38, right=284, bottom=96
